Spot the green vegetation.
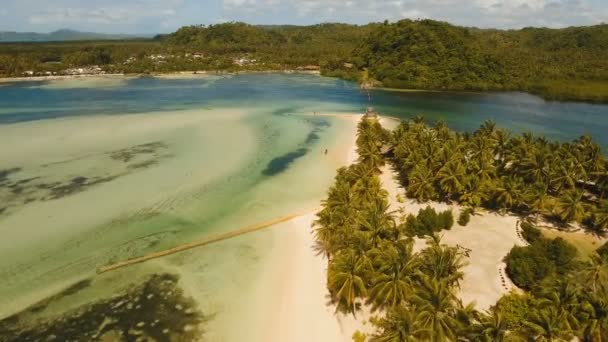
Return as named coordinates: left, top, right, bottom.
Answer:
left=520, top=222, right=542, bottom=244
left=354, top=20, right=608, bottom=102
left=457, top=208, right=472, bottom=227
left=2, top=20, right=607, bottom=102
left=317, top=116, right=608, bottom=340
left=505, top=235, right=578, bottom=290
left=391, top=118, right=608, bottom=235
left=402, top=206, right=454, bottom=238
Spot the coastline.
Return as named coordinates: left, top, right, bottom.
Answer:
left=0, top=70, right=321, bottom=84
left=257, top=113, right=369, bottom=342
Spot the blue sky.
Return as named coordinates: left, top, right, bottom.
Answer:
left=0, top=0, right=606, bottom=34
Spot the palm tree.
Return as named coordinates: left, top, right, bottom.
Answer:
left=518, top=306, right=573, bottom=341
left=474, top=308, right=510, bottom=342
left=555, top=189, right=587, bottom=223
left=591, top=200, right=608, bottom=234
left=369, top=306, right=423, bottom=342
left=358, top=139, right=385, bottom=173
left=408, top=164, right=437, bottom=202
left=353, top=174, right=388, bottom=208
left=459, top=177, right=491, bottom=209
left=437, top=159, right=467, bottom=199
left=411, top=276, right=462, bottom=341
left=525, top=185, right=554, bottom=220
left=417, top=241, right=467, bottom=287
left=358, top=198, right=396, bottom=248
left=494, top=176, right=525, bottom=211
left=520, top=149, right=551, bottom=185
left=578, top=296, right=608, bottom=342
left=551, top=159, right=583, bottom=194
left=537, top=278, right=581, bottom=330
left=368, top=240, right=417, bottom=311
left=327, top=250, right=370, bottom=317
left=576, top=253, right=608, bottom=297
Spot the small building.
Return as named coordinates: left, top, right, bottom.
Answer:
left=192, top=52, right=205, bottom=59
left=364, top=107, right=379, bottom=119
left=23, top=70, right=34, bottom=76
left=302, top=65, right=320, bottom=71
left=343, top=62, right=354, bottom=69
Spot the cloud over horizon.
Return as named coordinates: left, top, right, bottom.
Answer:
left=0, top=0, right=606, bottom=34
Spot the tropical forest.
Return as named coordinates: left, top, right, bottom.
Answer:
left=315, top=115, right=608, bottom=341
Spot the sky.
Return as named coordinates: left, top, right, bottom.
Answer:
left=0, top=0, right=606, bottom=34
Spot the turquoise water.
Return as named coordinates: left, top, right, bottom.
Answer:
left=2, top=74, right=607, bottom=147
left=0, top=74, right=607, bottom=340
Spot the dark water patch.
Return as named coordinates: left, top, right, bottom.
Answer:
left=272, top=106, right=298, bottom=117
left=48, top=175, right=117, bottom=200
left=128, top=159, right=159, bottom=170
left=262, top=148, right=309, bottom=176
left=0, top=167, right=21, bottom=182
left=110, top=141, right=168, bottom=163
left=305, top=131, right=320, bottom=144
left=0, top=273, right=207, bottom=342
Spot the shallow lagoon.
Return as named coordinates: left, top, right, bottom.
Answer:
left=0, top=74, right=607, bottom=340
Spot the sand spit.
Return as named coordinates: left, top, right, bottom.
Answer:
left=251, top=114, right=367, bottom=342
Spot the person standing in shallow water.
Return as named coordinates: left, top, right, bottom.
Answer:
left=324, top=149, right=328, bottom=155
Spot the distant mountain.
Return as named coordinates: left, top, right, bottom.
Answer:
left=0, top=29, right=153, bottom=42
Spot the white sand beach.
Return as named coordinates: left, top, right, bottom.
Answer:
left=379, top=164, right=524, bottom=311
left=247, top=114, right=370, bottom=342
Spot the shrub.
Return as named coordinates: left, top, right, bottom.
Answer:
left=505, top=245, right=554, bottom=290
left=457, top=208, right=471, bottom=226
left=438, top=210, right=454, bottom=230
left=520, top=222, right=542, bottom=243
left=404, top=206, right=454, bottom=237
left=504, top=237, right=578, bottom=290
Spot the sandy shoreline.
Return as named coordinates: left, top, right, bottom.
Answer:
left=261, top=112, right=524, bottom=342
left=0, top=70, right=321, bottom=84
left=256, top=113, right=367, bottom=342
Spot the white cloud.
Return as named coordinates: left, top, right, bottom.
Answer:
left=221, top=0, right=608, bottom=28
left=28, top=0, right=183, bottom=27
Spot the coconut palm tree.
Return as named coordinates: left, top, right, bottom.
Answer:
left=358, top=139, right=385, bottom=173
left=578, top=296, right=608, bottom=342
left=518, top=306, right=573, bottom=341
left=327, top=250, right=370, bottom=317
left=555, top=189, right=587, bottom=223
left=537, top=278, right=581, bottom=330
left=525, top=184, right=554, bottom=220
left=591, top=200, right=608, bottom=234
left=494, top=176, right=525, bottom=211
left=369, top=306, right=423, bottom=342
left=520, top=149, right=551, bottom=185
left=473, top=308, right=510, bottom=342
left=437, top=159, right=467, bottom=199
left=417, top=240, right=467, bottom=288
left=551, top=159, right=583, bottom=194
left=368, top=239, right=417, bottom=311
left=408, top=164, right=437, bottom=202
left=576, top=253, right=608, bottom=297
left=358, top=198, right=396, bottom=248
left=411, top=276, right=462, bottom=341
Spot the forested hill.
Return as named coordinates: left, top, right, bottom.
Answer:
left=348, top=20, right=608, bottom=101
left=162, top=22, right=372, bottom=67
left=1, top=20, right=607, bottom=102
left=149, top=20, right=608, bottom=102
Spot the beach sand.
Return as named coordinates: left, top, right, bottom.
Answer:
left=379, top=164, right=524, bottom=311
left=249, top=114, right=371, bottom=342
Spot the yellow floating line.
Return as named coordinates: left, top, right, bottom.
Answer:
left=97, top=208, right=319, bottom=274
